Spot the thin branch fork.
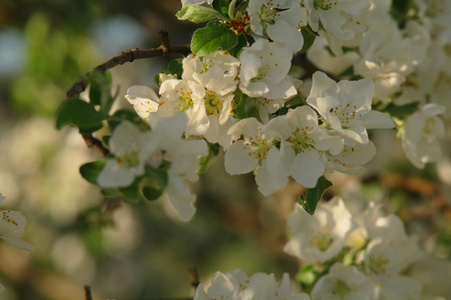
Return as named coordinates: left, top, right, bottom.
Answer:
left=66, top=31, right=190, bottom=157
left=66, top=30, right=190, bottom=98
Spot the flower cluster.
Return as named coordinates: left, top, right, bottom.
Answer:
left=284, top=198, right=423, bottom=300
left=128, top=57, right=394, bottom=198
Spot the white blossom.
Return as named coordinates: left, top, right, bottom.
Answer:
left=284, top=198, right=357, bottom=264
left=97, top=121, right=154, bottom=188
left=183, top=51, right=240, bottom=96
left=125, top=85, right=160, bottom=119
left=307, top=71, right=395, bottom=146
left=239, top=39, right=296, bottom=99
left=224, top=117, right=290, bottom=195
left=325, top=141, right=377, bottom=175
left=181, top=52, right=240, bottom=147
left=247, top=0, right=308, bottom=52
left=266, top=106, right=343, bottom=188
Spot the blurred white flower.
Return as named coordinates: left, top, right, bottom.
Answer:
left=401, top=103, right=446, bottom=169
left=194, top=269, right=311, bottom=300
left=358, top=204, right=423, bottom=299
left=284, top=197, right=357, bottom=264
left=149, top=114, right=208, bottom=221
left=304, top=0, right=370, bottom=41
left=0, top=193, right=35, bottom=251
left=311, top=262, right=378, bottom=300
left=354, top=21, right=430, bottom=102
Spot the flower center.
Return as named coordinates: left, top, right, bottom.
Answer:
left=116, top=151, right=140, bottom=168
left=247, top=137, right=271, bottom=161
left=329, top=279, right=352, bottom=299
left=314, top=0, right=338, bottom=10
left=175, top=87, right=194, bottom=112
left=1, top=210, right=18, bottom=226
left=258, top=2, right=281, bottom=28
left=310, top=230, right=333, bottom=251
left=330, top=98, right=361, bottom=128
left=287, top=126, right=315, bottom=154
left=204, top=91, right=224, bottom=116
left=369, top=254, right=389, bottom=275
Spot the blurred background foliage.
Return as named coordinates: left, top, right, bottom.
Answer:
left=0, top=1, right=451, bottom=300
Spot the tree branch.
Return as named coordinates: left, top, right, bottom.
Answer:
left=84, top=285, right=92, bottom=300
left=66, top=30, right=191, bottom=98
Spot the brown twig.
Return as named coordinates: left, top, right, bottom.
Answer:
left=84, top=285, right=92, bottom=300
left=188, top=267, right=200, bottom=289
left=81, top=133, right=109, bottom=157
left=66, top=31, right=190, bottom=98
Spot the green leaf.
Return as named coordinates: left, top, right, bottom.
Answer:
left=384, top=101, right=420, bottom=119
left=55, top=97, right=104, bottom=133
left=191, top=21, right=238, bottom=56
left=298, top=176, right=332, bottom=215
left=119, top=179, right=141, bottom=204
left=168, top=58, right=184, bottom=78
left=80, top=158, right=108, bottom=184
left=107, top=109, right=149, bottom=131
left=213, top=0, right=230, bottom=16
left=338, top=65, right=355, bottom=78
left=299, top=26, right=317, bottom=54
left=101, top=188, right=121, bottom=198
left=177, top=4, right=228, bottom=23
left=232, top=88, right=248, bottom=119
left=140, top=167, right=168, bottom=201
left=88, top=70, right=115, bottom=115
left=228, top=33, right=248, bottom=57
left=390, top=0, right=416, bottom=27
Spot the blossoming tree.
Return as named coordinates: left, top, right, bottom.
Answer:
left=3, top=0, right=450, bottom=298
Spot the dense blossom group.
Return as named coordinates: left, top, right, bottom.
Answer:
left=6, top=0, right=447, bottom=298
left=194, top=199, right=423, bottom=300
